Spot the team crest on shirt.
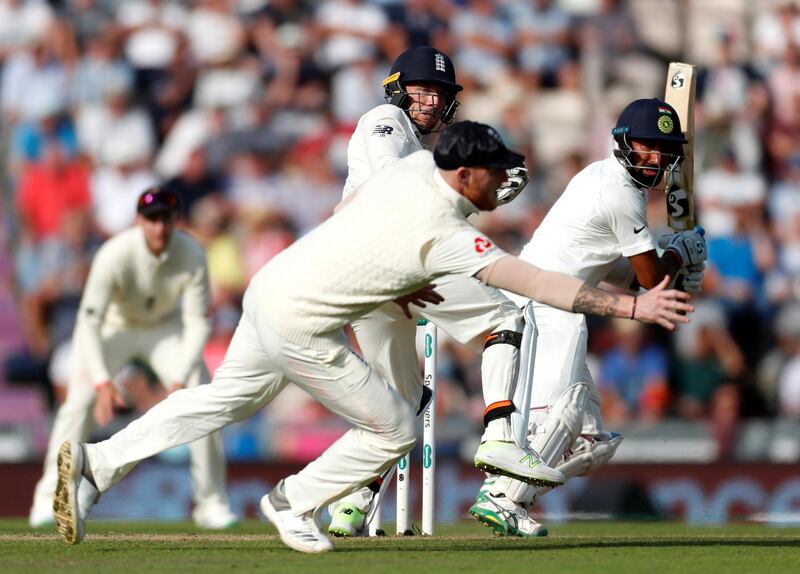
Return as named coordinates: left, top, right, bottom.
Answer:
left=372, top=124, right=394, bottom=136
left=474, top=236, right=494, bottom=254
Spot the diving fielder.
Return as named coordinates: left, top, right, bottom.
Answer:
left=328, top=46, right=533, bottom=537
left=470, top=99, right=707, bottom=537
left=53, top=121, right=691, bottom=554
left=31, top=188, right=236, bottom=529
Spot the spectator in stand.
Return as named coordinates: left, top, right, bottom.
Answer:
left=672, top=301, right=746, bottom=420
left=700, top=30, right=768, bottom=173
left=766, top=154, right=800, bottom=307
left=166, top=147, right=224, bottom=221
left=705, top=196, right=777, bottom=364
left=0, top=0, right=54, bottom=61
left=766, top=42, right=800, bottom=179
left=450, top=0, right=512, bottom=87
left=1, top=35, right=69, bottom=126
left=313, top=0, right=388, bottom=72
left=758, top=302, right=800, bottom=415
left=752, top=0, right=800, bottom=74
left=16, top=140, right=91, bottom=243
left=508, top=0, right=573, bottom=88
left=383, top=0, right=450, bottom=52
left=89, top=143, right=158, bottom=237
left=696, top=148, right=767, bottom=238
left=599, top=319, right=670, bottom=424
left=75, top=67, right=155, bottom=168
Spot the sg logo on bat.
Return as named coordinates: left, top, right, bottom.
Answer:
left=671, top=71, right=685, bottom=89
left=668, top=187, right=689, bottom=219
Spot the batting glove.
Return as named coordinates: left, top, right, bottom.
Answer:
left=657, top=226, right=707, bottom=267
left=496, top=166, right=529, bottom=205
left=678, top=261, right=705, bottom=293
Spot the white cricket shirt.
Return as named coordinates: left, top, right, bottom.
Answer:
left=513, top=156, right=656, bottom=300
left=75, top=227, right=211, bottom=386
left=341, top=104, right=424, bottom=199
left=253, top=151, right=506, bottom=349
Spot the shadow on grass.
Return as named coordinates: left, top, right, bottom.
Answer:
left=335, top=538, right=800, bottom=553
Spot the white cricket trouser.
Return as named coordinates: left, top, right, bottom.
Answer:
left=31, top=318, right=229, bottom=514
left=84, top=290, right=417, bottom=516
left=528, top=304, right=603, bottom=436
left=341, top=274, right=522, bottom=511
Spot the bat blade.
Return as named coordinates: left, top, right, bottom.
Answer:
left=663, top=62, right=696, bottom=231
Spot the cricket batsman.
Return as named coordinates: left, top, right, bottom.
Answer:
left=52, top=120, right=692, bottom=553
left=30, top=187, right=237, bottom=530
left=469, top=99, right=707, bottom=537
left=328, top=46, right=535, bottom=537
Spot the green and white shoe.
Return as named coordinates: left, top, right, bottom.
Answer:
left=470, top=487, right=548, bottom=538
left=327, top=502, right=366, bottom=537
left=474, top=441, right=564, bottom=488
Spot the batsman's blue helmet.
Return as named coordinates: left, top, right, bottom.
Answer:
left=612, top=98, right=687, bottom=144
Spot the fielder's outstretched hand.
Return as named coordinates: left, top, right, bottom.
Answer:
left=634, top=275, right=693, bottom=330
left=394, top=283, right=445, bottom=319
left=93, top=381, right=127, bottom=427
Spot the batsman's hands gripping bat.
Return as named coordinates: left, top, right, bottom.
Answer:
left=496, top=166, right=529, bottom=205
left=658, top=226, right=707, bottom=267
left=678, top=262, right=705, bottom=293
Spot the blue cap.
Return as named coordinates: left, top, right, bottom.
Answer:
left=612, top=98, right=687, bottom=143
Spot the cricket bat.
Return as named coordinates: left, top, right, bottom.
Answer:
left=663, top=62, right=697, bottom=231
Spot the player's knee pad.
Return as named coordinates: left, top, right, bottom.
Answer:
left=488, top=474, right=538, bottom=507
left=556, top=432, right=624, bottom=480
left=529, top=382, right=590, bottom=466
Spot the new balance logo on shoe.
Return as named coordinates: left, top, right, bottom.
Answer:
left=518, top=454, right=540, bottom=468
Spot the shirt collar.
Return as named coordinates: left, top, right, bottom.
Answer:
left=433, top=168, right=479, bottom=217
left=135, top=226, right=172, bottom=264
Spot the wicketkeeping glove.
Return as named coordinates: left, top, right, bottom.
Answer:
left=678, top=261, right=705, bottom=293
left=657, top=226, right=707, bottom=267
left=496, top=166, right=529, bottom=205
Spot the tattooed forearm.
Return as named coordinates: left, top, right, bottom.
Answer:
left=572, top=283, right=621, bottom=317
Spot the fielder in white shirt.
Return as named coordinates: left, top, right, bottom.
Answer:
left=31, top=188, right=236, bottom=530
left=470, top=98, right=708, bottom=537
left=330, top=46, right=533, bottom=538
left=53, top=121, right=692, bottom=554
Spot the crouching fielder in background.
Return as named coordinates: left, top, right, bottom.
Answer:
left=52, top=121, right=692, bottom=554
left=31, top=187, right=237, bottom=530
left=470, top=98, right=707, bottom=537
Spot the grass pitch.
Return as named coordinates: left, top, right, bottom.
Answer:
left=2, top=519, right=799, bottom=574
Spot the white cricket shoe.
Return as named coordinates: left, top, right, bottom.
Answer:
left=53, top=440, right=89, bottom=544
left=29, top=501, right=55, bottom=528
left=470, top=490, right=548, bottom=537
left=193, top=501, right=239, bottom=529
left=260, top=482, right=333, bottom=554
left=474, top=441, right=564, bottom=488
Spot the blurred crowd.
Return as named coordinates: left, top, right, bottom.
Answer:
left=4, top=0, right=800, bottom=462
